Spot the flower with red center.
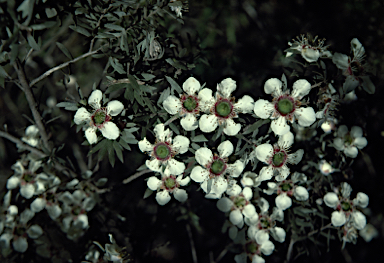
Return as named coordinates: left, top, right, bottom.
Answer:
left=333, top=125, right=367, bottom=158
left=234, top=230, right=275, bottom=263
left=285, top=34, right=331, bottom=63
left=254, top=78, right=316, bottom=136
left=199, top=78, right=254, bottom=136
left=138, top=123, right=190, bottom=175
left=190, top=140, right=245, bottom=199
left=74, top=89, right=124, bottom=144
left=254, top=132, right=304, bottom=182
left=163, top=77, right=213, bottom=131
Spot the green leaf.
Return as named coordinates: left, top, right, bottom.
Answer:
left=143, top=97, right=156, bottom=113
left=56, top=42, right=73, bottom=59
left=165, top=58, right=187, bottom=70
left=113, top=141, right=124, bottom=163
left=157, top=87, right=170, bottom=106
left=69, top=25, right=91, bottom=37
left=124, top=84, right=134, bottom=103
left=109, top=57, right=126, bottom=74
left=169, top=122, right=180, bottom=135
left=88, top=139, right=107, bottom=156
left=105, top=23, right=125, bottom=31
left=127, top=74, right=141, bottom=94
left=56, top=102, right=78, bottom=111
left=192, top=134, right=208, bottom=142
left=165, top=75, right=182, bottom=94
left=45, top=7, right=57, bottom=18
left=143, top=188, right=153, bottom=199
left=141, top=73, right=156, bottom=81
left=243, top=119, right=270, bottom=135
left=105, top=83, right=127, bottom=94
left=30, top=21, right=57, bottom=30
left=27, top=35, right=40, bottom=51
left=119, top=139, right=131, bottom=151
left=0, top=65, right=10, bottom=78
left=134, top=90, right=145, bottom=106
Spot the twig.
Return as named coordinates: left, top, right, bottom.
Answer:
left=29, top=45, right=105, bottom=87
left=89, top=5, right=113, bottom=52
left=164, top=115, right=179, bottom=126
left=13, top=60, right=51, bottom=151
left=213, top=246, right=228, bottom=263
left=186, top=223, right=198, bottom=263
left=123, top=169, right=152, bottom=184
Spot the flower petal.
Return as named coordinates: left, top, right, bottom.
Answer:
left=260, top=240, right=275, bottom=256
left=138, top=137, right=154, bottom=152
left=253, top=99, right=274, bottom=119
left=331, top=211, right=346, bottom=227
left=27, top=224, right=43, bottom=239
left=223, top=118, right=241, bottom=136
left=293, top=186, right=309, bottom=201
left=156, top=190, right=171, bottom=205
left=30, top=198, right=46, bottom=213
left=107, top=100, right=124, bottom=116
left=217, top=197, right=233, bottom=212
left=288, top=149, right=304, bottom=165
left=323, top=192, right=339, bottom=208
left=147, top=176, right=162, bottom=191
left=332, top=52, right=349, bottom=70
left=278, top=131, right=294, bottom=148
left=271, top=116, right=290, bottom=135
left=350, top=126, right=363, bottom=138
left=255, top=143, right=273, bottom=163
left=74, top=107, right=91, bottom=125
left=13, top=237, right=28, bottom=253
left=354, top=137, right=367, bottom=149
left=46, top=205, right=62, bottom=220
left=295, top=107, right=316, bottom=127
left=275, top=194, right=292, bottom=210
left=172, top=135, right=190, bottom=154
left=242, top=187, right=253, bottom=200
left=338, top=125, right=349, bottom=137
left=275, top=165, right=290, bottom=181
left=344, top=146, right=358, bottom=158
left=210, top=176, right=228, bottom=197
left=85, top=127, right=98, bottom=144
left=227, top=160, right=245, bottom=178
left=177, top=175, right=190, bottom=186
left=243, top=204, right=256, bottom=219
left=180, top=113, right=198, bottom=131
left=235, top=95, right=254, bottom=113
left=183, top=77, right=201, bottom=95
left=88, top=90, right=102, bottom=108
left=292, top=79, right=311, bottom=99
left=352, top=211, right=366, bottom=230
left=353, top=192, right=369, bottom=208
left=264, top=78, right=282, bottom=95
left=271, top=227, right=286, bottom=243
left=195, top=147, right=213, bottom=166
left=218, top=140, right=234, bottom=158
left=146, top=159, right=161, bottom=172
left=229, top=209, right=243, bottom=225
left=6, top=176, right=20, bottom=190
left=218, top=78, right=236, bottom=98
left=20, top=184, right=35, bottom=199
left=173, top=188, right=188, bottom=202
left=252, top=255, right=266, bottom=263
left=99, top=122, right=120, bottom=140
left=198, top=88, right=214, bottom=112
left=25, top=125, right=39, bottom=136
left=301, top=48, right=320, bottom=63
left=258, top=166, right=273, bottom=181
left=199, top=114, right=218, bottom=133
left=154, top=124, right=168, bottom=141
left=333, top=138, right=345, bottom=151
left=163, top=95, right=182, bottom=115
left=167, top=158, right=186, bottom=175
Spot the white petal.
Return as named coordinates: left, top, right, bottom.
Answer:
left=245, top=214, right=259, bottom=226
left=167, top=158, right=186, bottom=175
left=293, top=186, right=309, bottom=201
left=173, top=188, right=188, bottom=202
left=218, top=78, right=236, bottom=98
left=217, top=197, right=233, bottom=212
left=25, top=125, right=39, bottom=136
left=155, top=190, right=171, bottom=205
left=147, top=176, right=161, bottom=191
left=275, top=165, right=290, bottom=181
left=360, top=76, right=375, bottom=94
left=107, top=100, right=124, bottom=116
left=323, top=192, right=339, bottom=208
left=292, top=79, right=311, bottom=99
left=255, top=143, right=273, bottom=163
left=13, top=237, right=28, bottom=253
left=0, top=233, right=12, bottom=249
left=350, top=126, right=363, bottom=138
left=183, top=77, right=201, bottom=95
left=198, top=88, right=214, bottom=111
left=74, top=107, right=91, bottom=125
left=30, top=198, right=46, bottom=213
left=6, top=176, right=20, bottom=189
left=278, top=131, right=294, bottom=148
left=352, top=211, right=366, bottom=230
left=27, top=225, right=43, bottom=239
left=163, top=95, right=182, bottom=115
left=255, top=230, right=269, bottom=244
left=271, top=227, right=286, bottom=243
left=218, top=140, right=234, bottom=158
left=242, top=187, right=253, bottom=200
left=46, top=205, right=62, bottom=220
left=333, top=138, right=345, bottom=151
left=229, top=210, right=243, bottom=225
left=75, top=214, right=89, bottom=229
left=223, top=118, right=241, bottom=136
left=343, top=75, right=359, bottom=92
left=331, top=211, right=346, bottom=227
left=226, top=183, right=242, bottom=196
left=172, top=135, right=190, bottom=154
left=332, top=52, right=349, bottom=70
left=85, top=127, right=98, bottom=144
left=301, top=48, right=320, bottom=63
left=295, top=107, right=316, bottom=127
left=271, top=116, right=290, bottom=135
left=177, top=175, right=190, bottom=186
left=252, top=255, right=265, bottom=263
left=275, top=194, right=292, bottom=210
left=88, top=90, right=102, bottom=108
left=288, top=149, right=304, bottom=165
left=210, top=176, right=228, bottom=197
left=235, top=95, right=254, bottom=113
left=338, top=125, right=349, bottom=137
left=354, top=137, right=367, bottom=149
left=351, top=38, right=365, bottom=59
left=146, top=159, right=161, bottom=172
left=253, top=99, right=274, bottom=119
left=229, top=226, right=238, bottom=240
left=243, top=204, right=256, bottom=219
left=234, top=253, right=247, bottom=263
left=258, top=166, right=273, bottom=181
left=227, top=160, right=245, bottom=178
left=99, top=122, right=120, bottom=140
left=190, top=166, right=209, bottom=183
left=180, top=113, right=198, bottom=131
left=154, top=124, right=168, bottom=141
left=20, top=184, right=35, bottom=199
left=195, top=147, right=213, bottom=166
left=199, top=114, right=218, bottom=133
left=344, top=146, right=358, bottom=158
left=8, top=205, right=18, bottom=216
left=260, top=240, right=275, bottom=256
left=264, top=78, right=282, bottom=95
left=353, top=192, right=369, bottom=208
left=138, top=137, right=154, bottom=152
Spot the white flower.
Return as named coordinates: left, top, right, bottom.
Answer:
left=318, top=160, right=335, bottom=176
left=74, top=90, right=124, bottom=144
left=199, top=78, right=254, bottom=136
left=138, top=123, right=189, bottom=175
left=333, top=125, right=367, bottom=158
left=163, top=77, right=212, bottom=131
left=359, top=224, right=379, bottom=242
left=217, top=187, right=257, bottom=227
left=255, top=132, right=304, bottom=182
left=147, top=169, right=190, bottom=205
left=285, top=34, right=331, bottom=63
left=21, top=125, right=40, bottom=147
left=254, top=78, right=316, bottom=135
left=190, top=140, right=245, bottom=198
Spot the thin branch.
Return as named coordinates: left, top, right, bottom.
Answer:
left=29, top=45, right=105, bottom=87
left=186, top=223, right=198, bottom=263
left=13, top=60, right=51, bottom=151
left=123, top=169, right=152, bottom=184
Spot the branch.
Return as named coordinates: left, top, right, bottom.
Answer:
left=29, top=45, right=105, bottom=87
left=123, top=169, right=152, bottom=184
left=186, top=223, right=198, bottom=263
left=13, top=60, right=51, bottom=151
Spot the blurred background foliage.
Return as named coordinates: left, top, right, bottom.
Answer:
left=0, top=0, right=383, bottom=262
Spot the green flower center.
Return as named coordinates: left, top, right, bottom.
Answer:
left=277, top=98, right=294, bottom=115
left=155, top=144, right=170, bottom=160
left=15, top=227, right=27, bottom=236
left=341, top=201, right=351, bottom=211
left=183, top=96, right=197, bottom=112
left=46, top=193, right=55, bottom=202
left=344, top=134, right=354, bottom=145
left=210, top=159, right=226, bottom=175
left=94, top=111, right=106, bottom=124
left=165, top=177, right=176, bottom=189
left=234, top=196, right=246, bottom=208
left=246, top=241, right=258, bottom=254
left=72, top=205, right=82, bottom=216
left=215, top=101, right=232, bottom=117
left=281, top=183, right=293, bottom=192
left=23, top=173, right=34, bottom=183
left=260, top=217, right=270, bottom=229
left=272, top=152, right=286, bottom=167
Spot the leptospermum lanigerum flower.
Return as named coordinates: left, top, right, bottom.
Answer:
left=199, top=78, right=254, bottom=136
left=255, top=132, right=304, bottom=182
left=285, top=34, right=331, bottom=63
left=234, top=230, right=275, bottom=263
left=333, top=125, right=367, bottom=158
left=254, top=78, right=316, bottom=136
left=138, top=124, right=189, bottom=175
left=74, top=90, right=124, bottom=144
left=323, top=182, right=368, bottom=230
left=147, top=169, right=190, bottom=205
left=191, top=140, right=245, bottom=198
left=163, top=77, right=213, bottom=131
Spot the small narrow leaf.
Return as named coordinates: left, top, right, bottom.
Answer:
left=56, top=42, right=73, bottom=59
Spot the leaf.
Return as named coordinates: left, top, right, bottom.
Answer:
left=119, top=139, right=131, bottom=151
left=243, top=119, right=270, bottom=135
left=45, top=8, right=57, bottom=18
left=105, top=83, right=127, bottom=94
left=113, top=141, right=124, bottom=163
left=109, top=57, right=125, bottom=74
left=127, top=74, right=141, bottom=93
left=30, top=21, right=57, bottom=30
left=143, top=97, right=156, bottom=113
left=141, top=73, right=156, bottom=81
left=134, top=90, right=145, bottom=106
left=143, top=188, right=153, bottom=199
left=192, top=134, right=208, bottom=142
left=165, top=76, right=182, bottom=94
left=169, top=122, right=180, bottom=135
left=105, top=23, right=125, bottom=31
left=27, top=35, right=40, bottom=51
left=56, top=102, right=78, bottom=111
left=88, top=139, right=107, bottom=156
left=56, top=42, right=73, bottom=59
left=124, top=84, right=134, bottom=103
left=157, top=87, right=171, bottom=106
left=0, top=65, right=10, bottom=78
left=165, top=58, right=187, bottom=70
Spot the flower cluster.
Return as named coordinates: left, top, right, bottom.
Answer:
left=333, top=125, right=367, bottom=158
